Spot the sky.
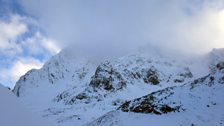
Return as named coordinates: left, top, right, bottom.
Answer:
left=0, top=0, right=224, bottom=88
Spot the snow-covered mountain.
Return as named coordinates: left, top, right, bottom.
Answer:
left=0, top=83, right=57, bottom=126
left=12, top=47, right=224, bottom=126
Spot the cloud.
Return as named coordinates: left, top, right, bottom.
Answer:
left=0, top=14, right=27, bottom=50
left=0, top=14, right=60, bottom=88
left=38, top=34, right=60, bottom=55
left=19, top=0, right=224, bottom=56
left=1, top=0, right=224, bottom=88
left=0, top=57, right=43, bottom=88
left=0, top=14, right=60, bottom=56
left=20, top=32, right=60, bottom=56
left=145, top=2, right=224, bottom=54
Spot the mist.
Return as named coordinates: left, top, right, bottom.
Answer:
left=20, top=0, right=224, bottom=56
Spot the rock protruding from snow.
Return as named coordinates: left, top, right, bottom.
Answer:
left=216, top=62, right=224, bottom=70
left=90, top=61, right=126, bottom=91
left=119, top=87, right=182, bottom=114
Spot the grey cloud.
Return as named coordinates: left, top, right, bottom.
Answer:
left=19, top=0, right=224, bottom=56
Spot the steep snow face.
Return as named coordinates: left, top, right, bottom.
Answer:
left=13, top=54, right=96, bottom=95
left=13, top=49, right=97, bottom=106
left=86, top=62, right=224, bottom=126
left=0, top=84, right=56, bottom=126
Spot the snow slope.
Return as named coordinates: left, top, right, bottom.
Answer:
left=11, top=47, right=224, bottom=126
left=0, top=84, right=57, bottom=126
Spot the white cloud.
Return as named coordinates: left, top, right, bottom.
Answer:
left=0, top=58, right=43, bottom=88
left=41, top=38, right=60, bottom=54
left=0, top=14, right=61, bottom=88
left=0, top=14, right=27, bottom=49
left=19, top=0, right=224, bottom=55
left=145, top=5, right=224, bottom=54
left=10, top=58, right=43, bottom=80
left=36, top=32, right=61, bottom=54
left=0, top=14, right=60, bottom=57
left=20, top=32, right=60, bottom=56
